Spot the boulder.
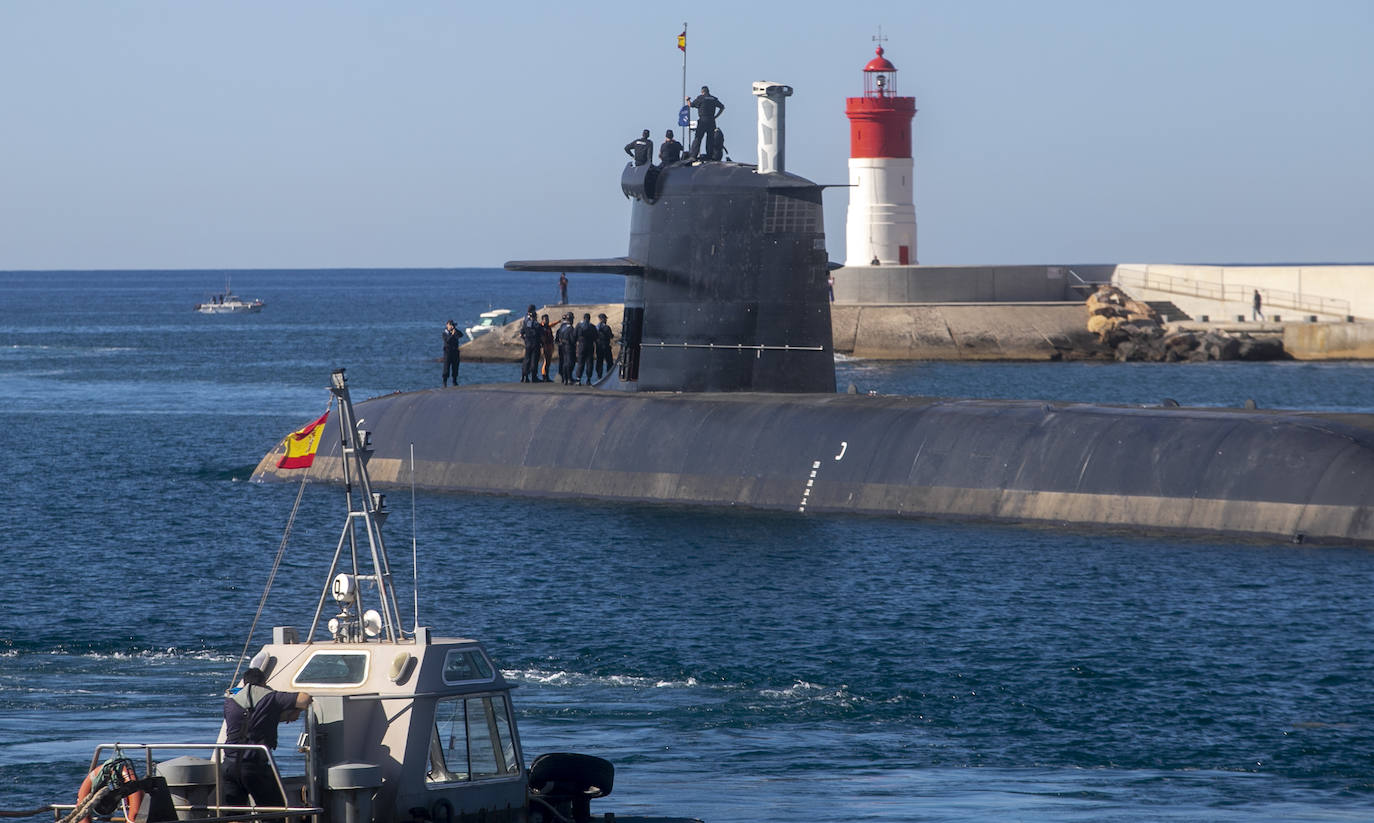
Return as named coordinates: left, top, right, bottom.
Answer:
left=1087, top=314, right=1118, bottom=338
left=1123, top=299, right=1158, bottom=320
left=1237, top=335, right=1289, bottom=361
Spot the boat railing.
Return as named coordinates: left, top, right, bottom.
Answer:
left=50, top=742, right=322, bottom=823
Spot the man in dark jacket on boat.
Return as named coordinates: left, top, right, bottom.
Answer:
left=223, top=668, right=311, bottom=809
left=624, top=129, right=653, bottom=166
left=442, top=319, right=464, bottom=387
left=574, top=313, right=598, bottom=385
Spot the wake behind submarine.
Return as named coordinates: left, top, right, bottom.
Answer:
left=254, top=82, right=1374, bottom=545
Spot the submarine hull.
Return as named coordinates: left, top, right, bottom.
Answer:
left=253, top=385, right=1374, bottom=545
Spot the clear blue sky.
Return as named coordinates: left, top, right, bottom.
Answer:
left=2, top=0, right=1371, bottom=270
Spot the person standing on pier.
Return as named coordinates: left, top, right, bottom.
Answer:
left=1252, top=289, right=1264, bottom=321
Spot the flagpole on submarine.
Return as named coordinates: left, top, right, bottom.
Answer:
left=679, top=22, right=687, bottom=146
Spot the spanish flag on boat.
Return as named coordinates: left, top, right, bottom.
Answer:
left=276, top=411, right=329, bottom=469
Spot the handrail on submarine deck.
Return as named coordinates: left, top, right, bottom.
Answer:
left=645, top=341, right=826, bottom=351
left=51, top=743, right=322, bottom=823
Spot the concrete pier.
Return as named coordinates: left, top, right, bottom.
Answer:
left=460, top=303, right=1374, bottom=362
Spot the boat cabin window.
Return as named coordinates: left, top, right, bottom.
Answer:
left=441, top=648, right=495, bottom=685
left=293, top=650, right=370, bottom=686
left=427, top=693, right=520, bottom=784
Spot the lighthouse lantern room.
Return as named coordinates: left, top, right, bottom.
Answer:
left=844, top=42, right=918, bottom=267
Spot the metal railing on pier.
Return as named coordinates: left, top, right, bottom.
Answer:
left=1116, top=266, right=1351, bottom=318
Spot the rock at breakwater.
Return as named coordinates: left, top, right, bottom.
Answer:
left=1087, top=285, right=1289, bottom=362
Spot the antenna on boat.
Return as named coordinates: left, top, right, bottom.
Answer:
left=410, top=441, right=420, bottom=633
left=306, top=368, right=405, bottom=643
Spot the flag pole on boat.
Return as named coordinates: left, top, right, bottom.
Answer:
left=411, top=442, right=419, bottom=634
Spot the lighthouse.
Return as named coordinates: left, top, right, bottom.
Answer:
left=844, top=43, right=918, bottom=267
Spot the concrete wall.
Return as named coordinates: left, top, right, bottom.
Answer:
left=1114, top=264, right=1374, bottom=322
left=1285, top=322, right=1374, bottom=360
left=832, top=264, right=1117, bottom=303
left=832, top=303, right=1103, bottom=360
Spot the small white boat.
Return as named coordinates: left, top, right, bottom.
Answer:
left=195, top=280, right=265, bottom=314
left=466, top=308, right=512, bottom=338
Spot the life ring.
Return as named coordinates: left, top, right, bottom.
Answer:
left=75, top=761, right=142, bottom=823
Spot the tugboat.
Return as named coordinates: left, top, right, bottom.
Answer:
left=50, top=369, right=698, bottom=823
left=195, top=279, right=265, bottom=314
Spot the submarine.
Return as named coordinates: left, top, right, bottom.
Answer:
left=254, top=81, right=1374, bottom=545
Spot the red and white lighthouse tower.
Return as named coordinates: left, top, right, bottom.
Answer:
left=844, top=43, right=918, bottom=267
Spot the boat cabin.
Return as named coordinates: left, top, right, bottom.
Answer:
left=466, top=309, right=512, bottom=338
left=222, top=627, right=526, bottom=823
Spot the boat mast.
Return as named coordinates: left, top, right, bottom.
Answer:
left=308, top=368, right=405, bottom=643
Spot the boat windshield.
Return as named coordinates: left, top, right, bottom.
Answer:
left=293, top=650, right=371, bottom=686
left=427, top=693, right=520, bottom=783
left=442, top=648, right=495, bottom=684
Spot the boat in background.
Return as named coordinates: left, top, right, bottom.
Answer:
left=195, top=279, right=265, bottom=313
left=49, top=368, right=697, bottom=823
left=466, top=308, right=512, bottom=338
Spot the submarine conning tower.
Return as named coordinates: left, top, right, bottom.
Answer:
left=507, top=80, right=836, bottom=394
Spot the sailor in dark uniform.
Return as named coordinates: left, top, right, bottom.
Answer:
left=706, top=126, right=727, bottom=161
left=574, top=313, right=598, bottom=385
left=555, top=312, right=577, bottom=384
left=659, top=129, right=683, bottom=165
left=519, top=305, right=542, bottom=382
left=624, top=129, right=653, bottom=166
left=442, top=319, right=464, bottom=387
left=594, top=313, right=616, bottom=379
left=686, top=85, right=724, bottom=158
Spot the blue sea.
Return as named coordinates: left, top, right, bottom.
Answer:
left=2, top=269, right=1374, bottom=822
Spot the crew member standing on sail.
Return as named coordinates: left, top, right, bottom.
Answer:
left=686, top=85, right=724, bottom=158
left=442, top=319, right=464, bottom=387
left=624, top=130, right=653, bottom=166
left=659, top=129, right=683, bottom=165
left=223, top=668, right=311, bottom=809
